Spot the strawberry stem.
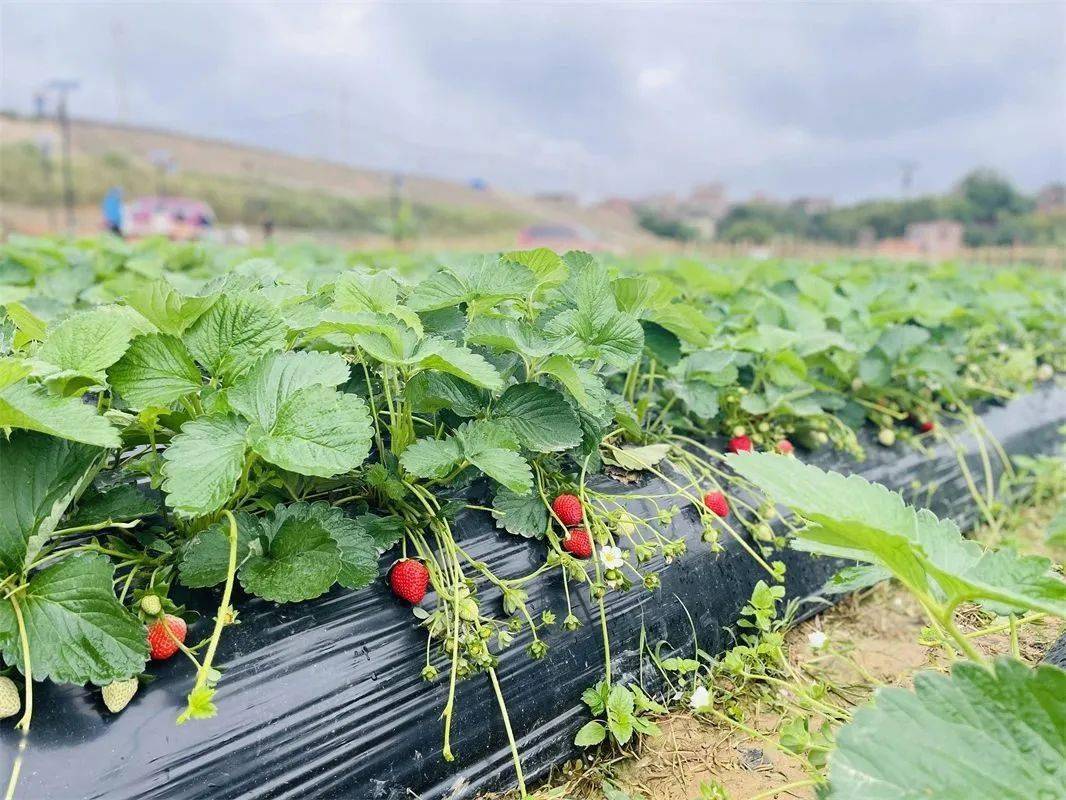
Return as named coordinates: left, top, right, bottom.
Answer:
left=8, top=591, right=31, bottom=732
left=488, top=666, right=527, bottom=798
left=177, top=509, right=239, bottom=724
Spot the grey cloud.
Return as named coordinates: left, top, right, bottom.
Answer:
left=1, top=1, right=1062, bottom=201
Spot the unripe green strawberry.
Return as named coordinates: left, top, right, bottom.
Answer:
left=102, top=677, right=139, bottom=713
left=0, top=676, right=20, bottom=719
left=140, top=595, right=162, bottom=616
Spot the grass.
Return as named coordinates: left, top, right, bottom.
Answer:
left=0, top=142, right=523, bottom=236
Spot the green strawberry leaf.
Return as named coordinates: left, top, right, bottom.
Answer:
left=34, top=308, right=137, bottom=392
left=545, top=306, right=644, bottom=369
left=467, top=447, right=532, bottom=495
left=729, top=453, right=1066, bottom=617
left=286, top=503, right=379, bottom=590
left=184, top=293, right=286, bottom=382
left=178, top=510, right=262, bottom=589
left=538, top=354, right=608, bottom=414
left=0, top=379, right=122, bottom=447
left=465, top=317, right=553, bottom=358
left=357, top=513, right=406, bottom=550
left=0, top=431, right=103, bottom=575
left=70, top=482, right=162, bottom=527
left=409, top=337, right=503, bottom=392
left=501, top=248, right=568, bottom=288
left=228, top=350, right=351, bottom=431
left=404, top=371, right=486, bottom=417
left=108, top=333, right=203, bottom=410
left=238, top=504, right=342, bottom=602
left=492, top=487, right=548, bottom=538
left=162, top=414, right=249, bottom=517
left=401, top=421, right=532, bottom=494
left=125, top=279, right=218, bottom=336
left=574, top=720, right=607, bottom=747
left=826, top=659, right=1066, bottom=800
left=247, top=386, right=372, bottom=478
left=406, top=258, right=537, bottom=312
left=0, top=553, right=147, bottom=685
left=491, top=383, right=582, bottom=452
left=399, top=437, right=463, bottom=479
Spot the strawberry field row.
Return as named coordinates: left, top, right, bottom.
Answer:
left=0, top=236, right=1062, bottom=798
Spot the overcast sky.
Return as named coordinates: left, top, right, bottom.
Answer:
left=2, top=2, right=1064, bottom=202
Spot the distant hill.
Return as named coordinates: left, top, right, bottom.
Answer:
left=0, top=115, right=650, bottom=248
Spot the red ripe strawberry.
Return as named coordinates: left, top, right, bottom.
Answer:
left=919, top=421, right=935, bottom=433
left=562, top=528, right=593, bottom=559
left=389, top=559, right=430, bottom=604
left=147, top=614, right=187, bottom=661
left=703, top=491, right=730, bottom=517
left=728, top=435, right=753, bottom=454
left=552, top=494, right=583, bottom=526
left=776, top=439, right=795, bottom=455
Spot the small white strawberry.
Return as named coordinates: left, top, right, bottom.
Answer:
left=102, top=677, right=139, bottom=713
left=878, top=428, right=896, bottom=447
left=0, top=676, right=21, bottom=719
left=1036, top=363, right=1054, bottom=382
left=140, top=595, right=162, bottom=616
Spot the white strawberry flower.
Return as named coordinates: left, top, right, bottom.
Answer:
left=689, top=685, right=712, bottom=711
left=600, top=545, right=626, bottom=570
left=808, top=630, right=828, bottom=650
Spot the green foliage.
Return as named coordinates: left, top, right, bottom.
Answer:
left=0, top=432, right=102, bottom=574
left=729, top=453, right=1066, bottom=619
left=0, top=233, right=1062, bottom=800
left=0, top=553, right=147, bottom=685
left=826, top=659, right=1065, bottom=800
left=574, top=680, right=665, bottom=747
left=637, top=209, right=698, bottom=242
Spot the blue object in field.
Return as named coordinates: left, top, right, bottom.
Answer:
left=102, top=187, right=123, bottom=230
left=469, top=178, right=488, bottom=191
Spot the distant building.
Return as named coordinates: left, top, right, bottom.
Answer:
left=637, top=183, right=729, bottom=241
left=904, top=220, right=964, bottom=257
left=1036, top=183, right=1065, bottom=214
left=686, top=183, right=730, bottom=219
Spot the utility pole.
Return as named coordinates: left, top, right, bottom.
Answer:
left=389, top=173, right=403, bottom=246
left=898, top=160, right=918, bottom=198
left=36, top=135, right=58, bottom=231
left=47, top=80, right=80, bottom=234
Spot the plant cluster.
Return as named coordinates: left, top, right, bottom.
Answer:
left=0, top=234, right=1063, bottom=797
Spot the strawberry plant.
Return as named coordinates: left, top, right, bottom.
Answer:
left=0, top=235, right=1063, bottom=798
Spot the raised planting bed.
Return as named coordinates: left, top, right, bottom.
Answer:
left=3, top=384, right=1062, bottom=800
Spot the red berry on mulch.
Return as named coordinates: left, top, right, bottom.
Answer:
left=551, top=494, right=584, bottom=526
left=728, top=435, right=753, bottom=454
left=919, top=421, right=935, bottom=433
left=776, top=439, right=795, bottom=455
left=147, top=614, right=187, bottom=661
left=389, top=559, right=430, bottom=604
left=562, top=528, right=593, bottom=559
left=703, top=491, right=730, bottom=517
